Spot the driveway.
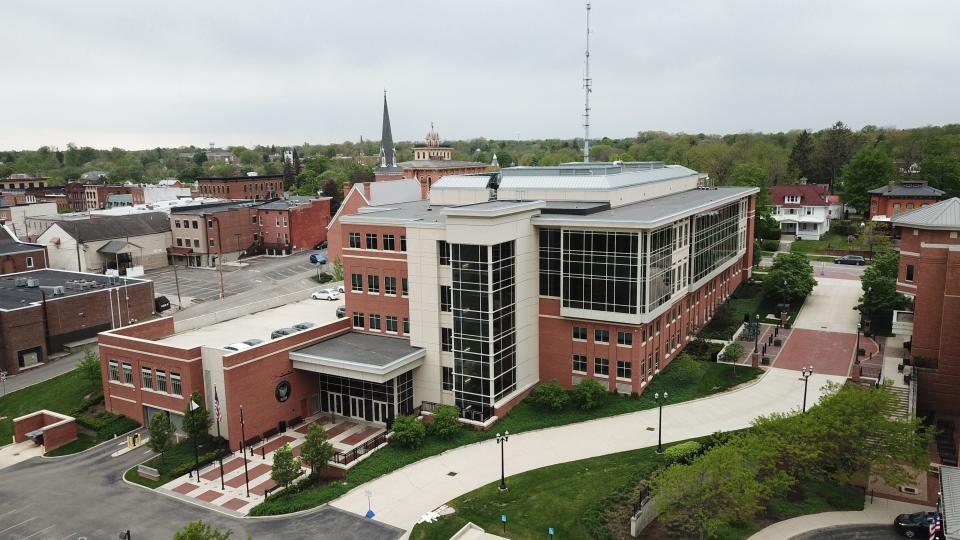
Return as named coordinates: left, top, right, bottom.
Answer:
left=330, top=368, right=847, bottom=533
left=793, top=277, right=862, bottom=334
left=0, top=435, right=401, bottom=539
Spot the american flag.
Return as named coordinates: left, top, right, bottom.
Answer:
left=214, top=386, right=221, bottom=423
left=930, top=493, right=942, bottom=540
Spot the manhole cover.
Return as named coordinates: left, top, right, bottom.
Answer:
left=646, top=427, right=655, bottom=431
left=447, top=471, right=458, bottom=476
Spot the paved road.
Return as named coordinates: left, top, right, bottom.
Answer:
left=2, top=349, right=86, bottom=395
left=0, top=433, right=402, bottom=539
left=793, top=276, right=862, bottom=333
left=792, top=524, right=903, bottom=539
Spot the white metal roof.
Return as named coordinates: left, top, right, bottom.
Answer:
left=892, top=197, right=960, bottom=230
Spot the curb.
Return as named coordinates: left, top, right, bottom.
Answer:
left=41, top=426, right=144, bottom=460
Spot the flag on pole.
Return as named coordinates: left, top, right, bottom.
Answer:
left=930, top=492, right=942, bottom=540
left=214, top=387, right=221, bottom=423
left=190, top=399, right=199, bottom=411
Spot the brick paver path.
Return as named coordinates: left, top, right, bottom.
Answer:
left=221, top=498, right=250, bottom=511
left=342, top=426, right=380, bottom=446
left=200, top=457, right=248, bottom=481
left=255, top=435, right=295, bottom=455
left=172, top=482, right=198, bottom=494
left=775, top=328, right=857, bottom=376
left=225, top=463, right=270, bottom=488
left=196, top=490, right=223, bottom=502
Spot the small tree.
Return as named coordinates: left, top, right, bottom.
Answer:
left=332, top=256, right=344, bottom=282
left=664, top=441, right=702, bottom=465
left=572, top=379, right=607, bottom=411
left=298, top=424, right=334, bottom=473
left=75, top=347, right=102, bottom=386
left=148, top=411, right=173, bottom=464
left=530, top=380, right=570, bottom=411
left=392, top=415, right=427, bottom=448
left=723, top=342, right=746, bottom=363
left=174, top=521, right=236, bottom=540
left=270, top=443, right=301, bottom=488
left=182, top=391, right=212, bottom=443
left=430, top=405, right=462, bottom=439
left=764, top=252, right=816, bottom=304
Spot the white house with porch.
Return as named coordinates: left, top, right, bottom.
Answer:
left=769, top=184, right=832, bottom=240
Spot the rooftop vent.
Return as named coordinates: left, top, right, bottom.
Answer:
left=26, top=278, right=40, bottom=288
left=15, top=277, right=27, bottom=287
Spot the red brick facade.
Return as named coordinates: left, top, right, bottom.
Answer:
left=13, top=411, right=78, bottom=452
left=896, top=226, right=960, bottom=416
left=402, top=165, right=488, bottom=198
left=196, top=175, right=284, bottom=201
left=871, top=195, right=941, bottom=220
left=327, top=186, right=373, bottom=262
left=0, top=247, right=47, bottom=274
left=258, top=199, right=331, bottom=255
left=340, top=224, right=410, bottom=337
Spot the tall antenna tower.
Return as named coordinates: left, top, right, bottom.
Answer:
left=582, top=1, right=592, bottom=163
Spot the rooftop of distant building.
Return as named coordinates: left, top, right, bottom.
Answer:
left=0, top=269, right=147, bottom=311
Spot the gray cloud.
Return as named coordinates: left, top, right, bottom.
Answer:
left=3, top=0, right=959, bottom=150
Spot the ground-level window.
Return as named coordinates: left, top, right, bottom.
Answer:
left=572, top=354, right=587, bottom=373
left=369, top=314, right=381, bottom=330
left=617, top=361, right=632, bottom=380
left=403, top=318, right=410, bottom=334
left=170, top=372, right=182, bottom=396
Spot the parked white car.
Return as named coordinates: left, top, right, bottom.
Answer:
left=311, top=288, right=340, bottom=301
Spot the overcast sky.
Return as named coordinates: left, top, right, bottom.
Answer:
left=4, top=0, right=959, bottom=150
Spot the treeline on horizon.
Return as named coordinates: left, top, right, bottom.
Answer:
left=2, top=122, right=959, bottom=209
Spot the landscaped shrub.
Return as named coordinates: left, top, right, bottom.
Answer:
left=722, top=343, right=746, bottom=363
left=761, top=239, right=780, bottom=251
left=430, top=405, right=462, bottom=439
left=530, top=380, right=570, bottom=411
left=832, top=221, right=857, bottom=236
left=391, top=415, right=427, bottom=448
left=317, top=272, right=333, bottom=283
left=664, top=441, right=702, bottom=464
left=170, top=447, right=229, bottom=478
left=573, top=379, right=607, bottom=411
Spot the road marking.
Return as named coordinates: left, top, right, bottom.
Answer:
left=0, top=506, right=31, bottom=519
left=60, top=533, right=80, bottom=540
left=0, top=516, right=37, bottom=533
left=22, top=524, right=56, bottom=538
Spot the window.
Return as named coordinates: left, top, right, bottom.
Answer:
left=384, top=276, right=397, bottom=295
left=539, top=228, right=561, bottom=296
left=156, top=369, right=167, bottom=393
left=804, top=207, right=813, bottom=215
left=386, top=315, right=398, bottom=333
left=352, top=312, right=365, bottom=329
left=192, top=220, right=198, bottom=229
left=617, top=331, right=633, bottom=346
left=252, top=215, right=258, bottom=224
left=400, top=235, right=407, bottom=252
left=403, top=317, right=410, bottom=334
left=369, top=314, right=381, bottom=330
left=905, top=264, right=915, bottom=282
left=141, top=367, right=153, bottom=389
left=122, top=362, right=133, bottom=384
left=442, top=367, right=454, bottom=391
left=25, top=256, right=34, bottom=268
left=562, top=230, right=639, bottom=314
left=573, top=354, right=587, bottom=373
left=170, top=372, right=182, bottom=396
left=617, top=360, right=632, bottom=380
left=351, top=273, right=363, bottom=292
left=785, top=195, right=801, bottom=204
left=108, top=360, right=119, bottom=381
left=402, top=278, right=409, bottom=297
left=654, top=350, right=660, bottom=372
left=348, top=232, right=361, bottom=249
left=176, top=238, right=183, bottom=247
left=594, top=329, right=609, bottom=343
left=440, top=285, right=451, bottom=312
left=209, top=239, right=215, bottom=247
left=438, top=240, right=450, bottom=265
left=573, top=326, right=587, bottom=340
left=383, top=234, right=396, bottom=251
left=441, top=327, right=453, bottom=352
left=193, top=239, right=200, bottom=248
left=594, top=357, right=610, bottom=376
left=367, top=274, right=380, bottom=293
left=207, top=220, right=214, bottom=228
left=175, top=220, right=181, bottom=228
left=366, top=233, right=378, bottom=250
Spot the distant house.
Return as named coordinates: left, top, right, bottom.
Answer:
left=0, top=225, right=47, bottom=274
left=769, top=184, right=831, bottom=240
left=868, top=180, right=944, bottom=221
left=36, top=212, right=172, bottom=273
left=80, top=170, right=109, bottom=182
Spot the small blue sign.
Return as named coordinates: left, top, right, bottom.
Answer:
left=365, top=509, right=375, bottom=519
left=501, top=514, right=507, bottom=522
left=549, top=527, right=555, bottom=535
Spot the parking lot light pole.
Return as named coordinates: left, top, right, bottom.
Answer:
left=801, top=366, right=814, bottom=413
left=496, top=431, right=509, bottom=492
left=240, top=405, right=250, bottom=497
left=210, top=215, right=225, bottom=299
left=655, top=392, right=668, bottom=454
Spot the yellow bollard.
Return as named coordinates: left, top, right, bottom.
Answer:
left=127, top=435, right=133, bottom=449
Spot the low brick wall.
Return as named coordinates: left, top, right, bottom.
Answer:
left=12, top=410, right=78, bottom=453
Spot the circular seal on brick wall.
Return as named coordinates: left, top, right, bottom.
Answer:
left=275, top=380, right=291, bottom=403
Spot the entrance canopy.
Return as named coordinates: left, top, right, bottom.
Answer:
left=290, top=332, right=425, bottom=384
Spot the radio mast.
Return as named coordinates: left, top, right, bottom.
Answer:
left=582, top=1, right=592, bottom=163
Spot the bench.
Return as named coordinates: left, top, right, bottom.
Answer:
left=138, top=464, right=160, bottom=481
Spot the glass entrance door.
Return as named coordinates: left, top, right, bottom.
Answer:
left=327, top=393, right=343, bottom=415
left=349, top=396, right=365, bottom=420
left=372, top=401, right=389, bottom=424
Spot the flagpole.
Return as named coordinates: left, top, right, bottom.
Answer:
left=240, top=405, right=250, bottom=498
left=190, top=399, right=200, bottom=481
left=215, top=385, right=225, bottom=490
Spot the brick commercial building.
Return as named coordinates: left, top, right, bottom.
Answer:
left=869, top=180, right=944, bottom=221
left=99, top=161, right=755, bottom=444
left=0, top=269, right=154, bottom=376
left=0, top=202, right=59, bottom=240
left=196, top=175, right=284, bottom=201
left=256, top=197, right=331, bottom=256
left=1, top=174, right=49, bottom=190
left=327, top=179, right=422, bottom=261
left=892, top=197, right=960, bottom=417
left=169, top=201, right=261, bottom=267
left=0, top=225, right=47, bottom=274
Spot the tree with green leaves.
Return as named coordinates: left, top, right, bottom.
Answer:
left=430, top=405, right=462, bottom=438
left=75, top=347, right=101, bottom=386
left=148, top=411, right=173, bottom=464
left=764, top=252, right=816, bottom=304
left=332, top=256, right=344, bottom=282
left=838, top=146, right=894, bottom=214
left=192, top=151, right=208, bottom=166
left=270, top=443, right=301, bottom=488
left=392, top=415, right=427, bottom=448
left=174, top=521, right=239, bottom=540
left=858, top=252, right=910, bottom=332
left=572, top=378, right=607, bottom=410
left=728, top=162, right=770, bottom=207
left=788, top=129, right=816, bottom=180
left=298, top=424, right=334, bottom=473
left=816, top=121, right=856, bottom=191
left=530, top=380, right=570, bottom=411
left=182, top=391, right=212, bottom=442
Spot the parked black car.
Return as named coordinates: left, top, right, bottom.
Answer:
left=894, top=511, right=938, bottom=538
left=835, top=255, right=866, bottom=266
left=336, top=305, right=346, bottom=318
left=154, top=296, right=171, bottom=312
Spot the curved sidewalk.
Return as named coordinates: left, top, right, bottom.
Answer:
left=748, top=496, right=931, bottom=539
left=330, top=367, right=846, bottom=534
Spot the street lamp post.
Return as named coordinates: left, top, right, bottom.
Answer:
left=239, top=405, right=250, bottom=497
left=496, top=431, right=509, bottom=492
left=655, top=392, right=668, bottom=454
left=855, top=321, right=862, bottom=364
left=210, top=215, right=225, bottom=299
left=801, top=366, right=814, bottom=413
left=754, top=313, right=760, bottom=353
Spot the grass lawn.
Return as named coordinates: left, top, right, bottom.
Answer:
left=124, top=436, right=227, bottom=489
left=0, top=370, right=139, bottom=455
left=250, top=356, right=762, bottom=516
left=701, top=282, right=803, bottom=340
left=790, top=228, right=890, bottom=257
left=410, top=445, right=664, bottom=540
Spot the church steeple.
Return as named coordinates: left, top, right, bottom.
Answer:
left=378, top=91, right=398, bottom=170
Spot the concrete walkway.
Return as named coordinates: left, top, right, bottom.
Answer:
left=748, top=495, right=931, bottom=539
left=793, top=276, right=862, bottom=334
left=331, top=368, right=846, bottom=534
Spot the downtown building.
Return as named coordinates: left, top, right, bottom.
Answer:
left=99, top=161, right=755, bottom=446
